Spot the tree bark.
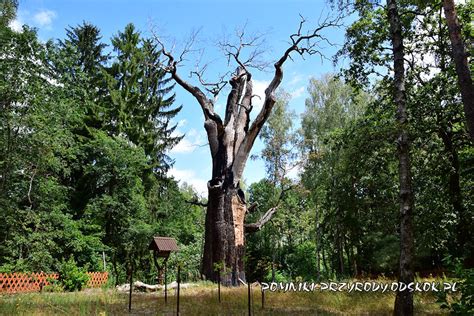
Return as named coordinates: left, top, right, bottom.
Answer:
left=162, top=59, right=283, bottom=282
left=156, top=19, right=339, bottom=283
left=443, top=0, right=474, bottom=141
left=387, top=1, right=415, bottom=315
left=438, top=126, right=469, bottom=256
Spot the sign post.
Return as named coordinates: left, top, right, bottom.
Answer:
left=148, top=237, right=179, bottom=306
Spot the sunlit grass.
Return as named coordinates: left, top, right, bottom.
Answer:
left=0, top=280, right=447, bottom=315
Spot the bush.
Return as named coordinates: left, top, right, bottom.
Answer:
left=58, top=257, right=90, bottom=291
left=42, top=281, right=64, bottom=293
left=264, top=269, right=287, bottom=283
left=437, top=257, right=474, bottom=314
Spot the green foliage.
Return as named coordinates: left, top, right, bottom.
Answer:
left=0, top=18, right=200, bottom=286
left=437, top=257, right=474, bottom=314
left=1, top=3, right=473, bottom=308
left=264, top=269, right=287, bottom=283
left=105, top=23, right=182, bottom=175
left=42, top=277, right=65, bottom=293
left=259, top=89, right=297, bottom=184
left=0, top=0, right=18, bottom=26
left=57, top=257, right=90, bottom=292
left=285, top=241, right=317, bottom=280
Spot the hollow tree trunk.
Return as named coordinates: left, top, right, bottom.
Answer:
left=201, top=177, right=247, bottom=283
left=198, top=67, right=254, bottom=283
left=158, top=20, right=337, bottom=283
left=163, top=61, right=287, bottom=282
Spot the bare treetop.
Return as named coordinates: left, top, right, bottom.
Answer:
left=218, top=24, right=271, bottom=74
left=152, top=14, right=342, bottom=105
left=150, top=13, right=342, bottom=283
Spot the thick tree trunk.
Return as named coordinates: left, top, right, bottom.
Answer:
left=198, top=68, right=254, bottom=283
left=443, top=0, right=474, bottom=141
left=157, top=21, right=337, bottom=283
left=387, top=1, right=415, bottom=315
left=201, top=177, right=247, bottom=283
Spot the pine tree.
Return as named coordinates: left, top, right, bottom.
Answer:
left=106, top=23, right=182, bottom=174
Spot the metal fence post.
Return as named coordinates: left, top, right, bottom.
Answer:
left=217, top=268, right=221, bottom=303
left=247, top=281, right=252, bottom=316
left=177, top=265, right=181, bottom=316
left=164, top=261, right=168, bottom=304
left=128, top=263, right=133, bottom=312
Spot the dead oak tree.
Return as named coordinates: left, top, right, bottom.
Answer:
left=154, top=16, right=340, bottom=283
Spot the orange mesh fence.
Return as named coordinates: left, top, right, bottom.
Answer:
left=86, top=272, right=108, bottom=288
left=0, top=272, right=58, bottom=293
left=0, top=272, right=108, bottom=293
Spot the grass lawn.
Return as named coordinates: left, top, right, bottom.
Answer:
left=0, top=282, right=447, bottom=315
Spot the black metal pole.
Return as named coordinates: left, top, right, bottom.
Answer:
left=261, top=287, right=265, bottom=309
left=128, top=262, right=133, bottom=312
left=248, top=281, right=251, bottom=316
left=217, top=268, right=221, bottom=303
left=177, top=265, right=181, bottom=316
left=164, top=261, right=168, bottom=304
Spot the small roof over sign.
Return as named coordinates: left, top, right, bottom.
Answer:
left=149, top=236, right=179, bottom=253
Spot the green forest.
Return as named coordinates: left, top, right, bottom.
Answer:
left=1, top=0, right=473, bottom=314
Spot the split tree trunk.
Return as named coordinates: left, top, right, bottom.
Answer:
left=387, top=0, right=415, bottom=315
left=443, top=0, right=474, bottom=141
left=164, top=64, right=283, bottom=282
left=157, top=19, right=338, bottom=283
left=199, top=68, right=255, bottom=282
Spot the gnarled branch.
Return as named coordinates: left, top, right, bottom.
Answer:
left=245, top=206, right=278, bottom=233
left=232, top=14, right=342, bottom=180
left=245, top=185, right=294, bottom=233
left=218, top=25, right=270, bottom=73
left=186, top=198, right=208, bottom=208
left=152, top=30, right=223, bottom=127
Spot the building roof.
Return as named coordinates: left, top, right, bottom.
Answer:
left=149, top=236, right=179, bottom=253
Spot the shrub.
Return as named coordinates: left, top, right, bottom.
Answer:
left=42, top=280, right=64, bottom=293
left=437, top=257, right=474, bottom=314
left=58, top=257, right=90, bottom=291
left=264, top=269, right=287, bottom=283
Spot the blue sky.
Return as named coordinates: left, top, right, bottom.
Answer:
left=11, top=0, right=348, bottom=195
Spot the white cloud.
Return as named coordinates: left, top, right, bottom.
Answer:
left=290, top=86, right=305, bottom=99
left=288, top=74, right=303, bottom=87
left=170, top=128, right=206, bottom=154
left=168, top=167, right=208, bottom=196
left=33, top=10, right=56, bottom=28
left=251, top=79, right=270, bottom=113
left=9, top=18, right=23, bottom=32
left=214, top=102, right=225, bottom=114
left=286, top=163, right=302, bottom=180
left=177, top=119, right=187, bottom=128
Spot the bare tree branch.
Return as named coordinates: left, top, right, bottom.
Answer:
left=244, top=207, right=278, bottom=233
left=151, top=28, right=223, bottom=127
left=245, top=185, right=293, bottom=233
left=186, top=198, right=208, bottom=208
left=27, top=165, right=37, bottom=207
left=232, top=14, right=342, bottom=180
left=247, top=202, right=258, bottom=213
left=218, top=25, right=271, bottom=73
left=190, top=63, right=229, bottom=100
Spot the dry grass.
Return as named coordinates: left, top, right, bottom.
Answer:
left=0, top=281, right=447, bottom=315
